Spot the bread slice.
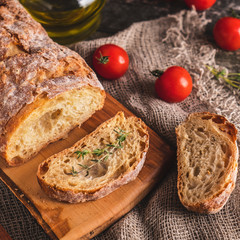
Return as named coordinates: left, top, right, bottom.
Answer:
left=37, top=112, right=149, bottom=203
left=176, top=112, right=238, bottom=214
left=4, top=86, right=105, bottom=166
left=0, top=0, right=105, bottom=166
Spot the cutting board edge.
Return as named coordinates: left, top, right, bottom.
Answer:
left=62, top=160, right=173, bottom=240
left=0, top=92, right=175, bottom=240
left=0, top=147, right=173, bottom=240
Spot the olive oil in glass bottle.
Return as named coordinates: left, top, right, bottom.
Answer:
left=19, top=0, right=105, bottom=45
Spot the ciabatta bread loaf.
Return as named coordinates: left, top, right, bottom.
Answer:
left=37, top=112, right=149, bottom=203
left=0, top=0, right=105, bottom=166
left=176, top=112, right=238, bottom=214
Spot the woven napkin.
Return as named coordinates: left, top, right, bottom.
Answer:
left=73, top=9, right=240, bottom=240
left=0, top=9, right=239, bottom=240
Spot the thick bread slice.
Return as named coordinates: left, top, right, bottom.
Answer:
left=4, top=86, right=105, bottom=166
left=0, top=0, right=105, bottom=166
left=37, top=112, right=149, bottom=203
left=176, top=112, right=238, bottom=214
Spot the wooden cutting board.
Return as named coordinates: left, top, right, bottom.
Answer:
left=0, top=93, right=174, bottom=240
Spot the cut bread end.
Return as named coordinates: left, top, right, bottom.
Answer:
left=176, top=112, right=238, bottom=214
left=5, top=86, right=105, bottom=166
left=37, top=112, right=149, bottom=203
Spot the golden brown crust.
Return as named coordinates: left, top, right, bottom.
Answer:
left=0, top=0, right=105, bottom=165
left=37, top=112, right=149, bottom=203
left=176, top=112, right=238, bottom=214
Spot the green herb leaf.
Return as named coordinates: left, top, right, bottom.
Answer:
left=206, top=65, right=240, bottom=90
left=75, top=150, right=89, bottom=159
left=114, top=128, right=126, bottom=135
left=78, top=163, right=90, bottom=170
left=67, top=128, right=129, bottom=177
left=71, top=166, right=79, bottom=176
left=116, top=143, right=123, bottom=149
left=92, top=148, right=105, bottom=156
left=91, top=159, right=100, bottom=163
left=118, top=134, right=126, bottom=142
left=78, top=164, right=90, bottom=177
left=114, top=129, right=119, bottom=134
left=85, top=170, right=89, bottom=177
left=106, top=144, right=116, bottom=147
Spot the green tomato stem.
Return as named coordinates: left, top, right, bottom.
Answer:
left=95, top=51, right=109, bottom=64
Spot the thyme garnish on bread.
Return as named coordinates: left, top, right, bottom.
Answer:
left=66, top=128, right=129, bottom=177
left=37, top=112, right=149, bottom=203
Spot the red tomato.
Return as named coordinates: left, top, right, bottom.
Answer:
left=92, top=44, right=129, bottom=80
left=155, top=66, right=192, bottom=103
left=184, top=0, right=216, bottom=11
left=213, top=17, right=240, bottom=51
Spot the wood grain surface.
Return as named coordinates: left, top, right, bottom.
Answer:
left=0, top=93, right=174, bottom=240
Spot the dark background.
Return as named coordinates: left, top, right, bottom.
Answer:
left=94, top=0, right=240, bottom=71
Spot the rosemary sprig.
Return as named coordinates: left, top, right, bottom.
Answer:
left=206, top=65, right=240, bottom=90
left=65, top=128, right=129, bottom=177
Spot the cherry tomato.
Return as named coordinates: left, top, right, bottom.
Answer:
left=155, top=66, right=193, bottom=103
left=184, top=0, right=216, bottom=11
left=92, top=44, right=129, bottom=80
left=213, top=17, right=240, bottom=51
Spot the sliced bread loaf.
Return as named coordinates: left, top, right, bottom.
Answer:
left=0, top=0, right=105, bottom=166
left=176, top=112, right=238, bottom=214
left=37, top=112, right=149, bottom=203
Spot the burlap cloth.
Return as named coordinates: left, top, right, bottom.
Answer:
left=1, top=9, right=240, bottom=240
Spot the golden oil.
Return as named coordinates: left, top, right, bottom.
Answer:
left=19, top=0, right=105, bottom=45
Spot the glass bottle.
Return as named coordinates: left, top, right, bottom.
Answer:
left=19, top=0, right=105, bottom=45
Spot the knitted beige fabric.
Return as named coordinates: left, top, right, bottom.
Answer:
left=72, top=9, right=240, bottom=240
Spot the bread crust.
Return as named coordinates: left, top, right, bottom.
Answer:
left=176, top=112, right=238, bottom=214
left=0, top=0, right=105, bottom=165
left=37, top=152, right=146, bottom=203
left=37, top=112, right=149, bottom=203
